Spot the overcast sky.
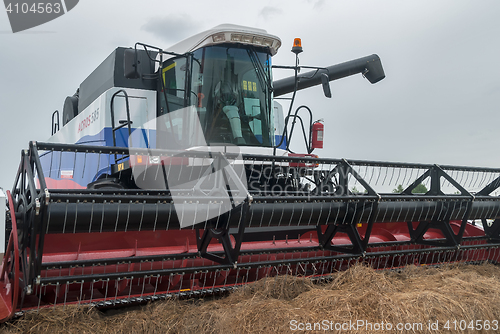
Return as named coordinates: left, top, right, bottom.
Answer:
left=0, top=0, right=499, bottom=190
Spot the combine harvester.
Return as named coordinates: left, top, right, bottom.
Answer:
left=2, top=24, right=500, bottom=321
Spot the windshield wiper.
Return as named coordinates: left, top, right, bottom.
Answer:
left=247, top=47, right=273, bottom=146
left=247, top=47, right=272, bottom=93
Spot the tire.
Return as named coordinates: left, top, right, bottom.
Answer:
left=87, top=177, right=126, bottom=190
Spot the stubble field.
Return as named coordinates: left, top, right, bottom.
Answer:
left=2, top=263, right=500, bottom=334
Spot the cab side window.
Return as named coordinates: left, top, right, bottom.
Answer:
left=160, top=58, right=187, bottom=115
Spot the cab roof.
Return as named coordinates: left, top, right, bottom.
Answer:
left=165, top=24, right=281, bottom=56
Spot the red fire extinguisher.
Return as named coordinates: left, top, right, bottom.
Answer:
left=311, top=120, right=324, bottom=150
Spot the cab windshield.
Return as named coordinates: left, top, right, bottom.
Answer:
left=158, top=44, right=273, bottom=148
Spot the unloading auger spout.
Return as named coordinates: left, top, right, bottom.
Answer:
left=1, top=24, right=499, bottom=322
left=273, top=54, right=385, bottom=97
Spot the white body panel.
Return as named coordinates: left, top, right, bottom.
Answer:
left=49, top=88, right=157, bottom=147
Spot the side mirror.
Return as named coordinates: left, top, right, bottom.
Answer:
left=321, top=73, right=332, bottom=98
left=124, top=49, right=140, bottom=79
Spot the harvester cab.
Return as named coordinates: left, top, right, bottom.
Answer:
left=48, top=24, right=384, bottom=191
left=2, top=24, right=500, bottom=322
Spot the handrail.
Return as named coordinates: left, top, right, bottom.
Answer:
left=110, top=89, right=133, bottom=163
left=51, top=110, right=60, bottom=136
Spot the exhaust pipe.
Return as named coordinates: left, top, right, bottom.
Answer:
left=273, top=54, right=385, bottom=97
